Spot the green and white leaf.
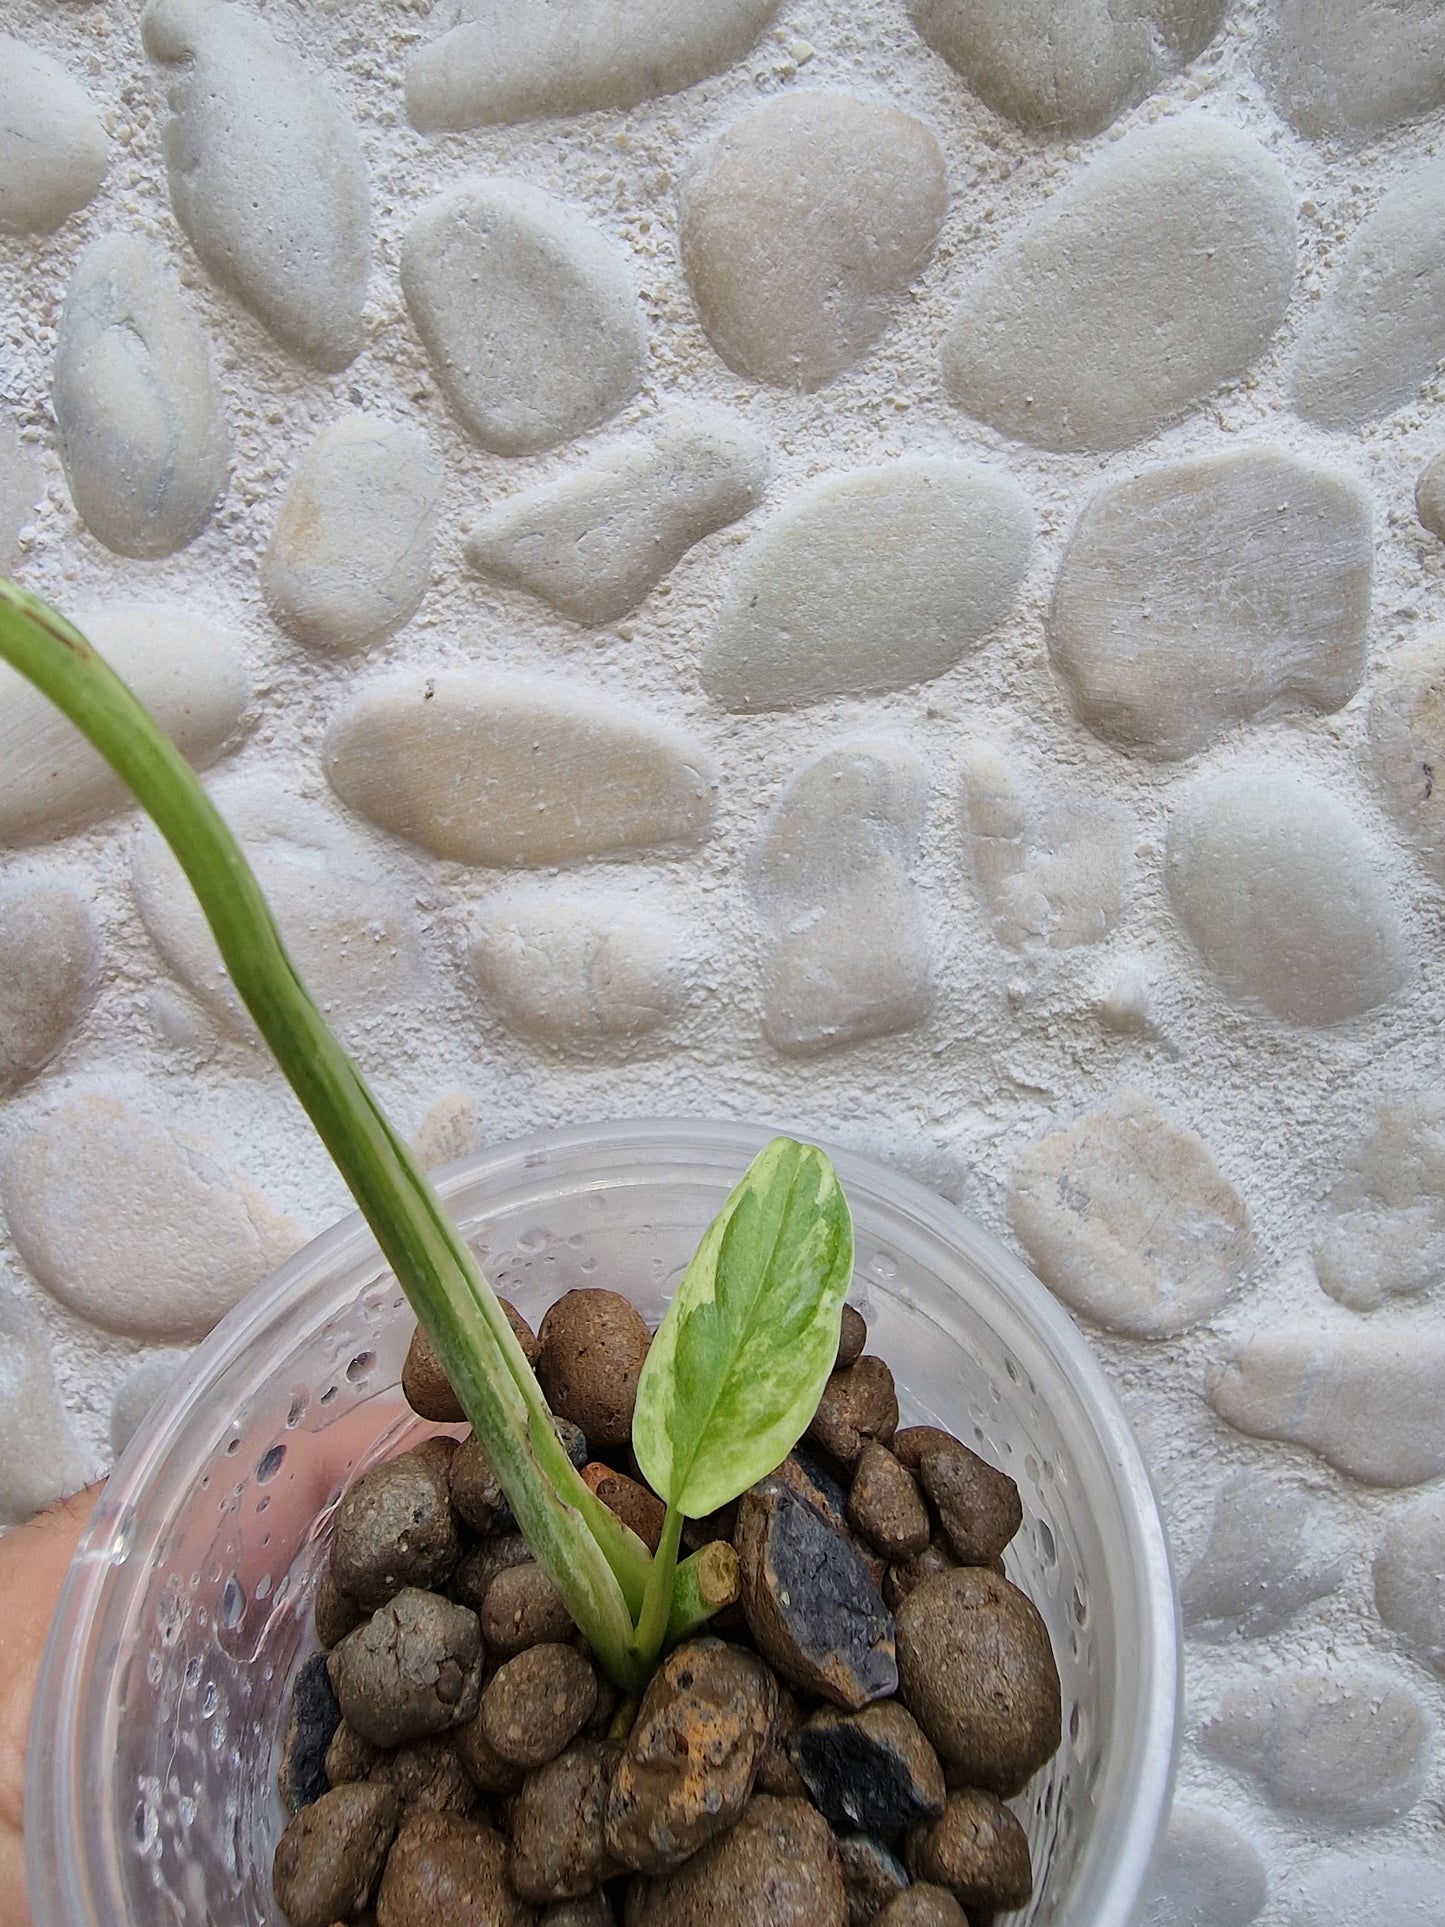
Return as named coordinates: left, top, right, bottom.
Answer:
left=632, top=1136, right=853, bottom=1519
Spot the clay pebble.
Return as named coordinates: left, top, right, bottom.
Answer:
left=536, top=1289, right=651, bottom=1448
left=790, top=1701, right=946, bottom=1837
left=605, top=1638, right=777, bottom=1875
left=374, top=1813, right=530, bottom=1927
left=329, top=1450, right=459, bottom=1611
left=906, top=1787, right=1033, bottom=1911
left=273, top=1781, right=400, bottom=1927
left=327, top=1588, right=483, bottom=1750
left=626, top=1794, right=846, bottom=1926
left=508, top=1740, right=620, bottom=1903
left=847, top=1444, right=931, bottom=1563
left=479, top=1643, right=597, bottom=1770
left=736, top=1473, right=898, bottom=1709
left=894, top=1568, right=1060, bottom=1795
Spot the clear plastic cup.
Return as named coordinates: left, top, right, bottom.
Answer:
left=27, top=1120, right=1179, bottom=1926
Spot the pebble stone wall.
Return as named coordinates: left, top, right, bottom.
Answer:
left=3, top=0, right=1445, bottom=1917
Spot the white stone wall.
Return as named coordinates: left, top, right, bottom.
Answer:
left=4, top=0, right=1445, bottom=1914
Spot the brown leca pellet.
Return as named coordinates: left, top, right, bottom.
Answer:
left=479, top=1641, right=598, bottom=1768
left=847, top=1443, right=931, bottom=1561
left=481, top=1560, right=575, bottom=1655
left=806, top=1355, right=899, bottom=1464
left=324, top=1719, right=384, bottom=1787
left=448, top=1434, right=505, bottom=1535
left=754, top=1685, right=808, bottom=1799
left=328, top=1452, right=458, bottom=1613
left=374, top=1812, right=529, bottom=1927
left=401, top=1324, right=465, bottom=1424
left=916, top=1438, right=1022, bottom=1567
left=385, top=1736, right=479, bottom=1818
left=507, top=1738, right=620, bottom=1902
left=327, top=1589, right=482, bottom=1750
left=894, top=1567, right=1061, bottom=1796
left=452, top=1710, right=524, bottom=1795
left=272, top=1780, right=399, bottom=1927
left=451, top=1533, right=533, bottom=1615
left=906, top=1787, right=1033, bottom=1910
left=836, top=1303, right=868, bottom=1371
left=884, top=1540, right=959, bottom=1613
left=314, top=1566, right=364, bottom=1649
left=536, top=1287, right=651, bottom=1446
left=500, top=1297, right=540, bottom=1365
left=582, top=1461, right=666, bottom=1552
left=876, top=1883, right=969, bottom=1927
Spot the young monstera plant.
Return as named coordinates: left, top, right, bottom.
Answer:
left=0, top=577, right=854, bottom=1692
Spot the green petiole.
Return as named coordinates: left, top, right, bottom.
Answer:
left=0, top=578, right=655, bottom=1686
left=0, top=576, right=855, bottom=1695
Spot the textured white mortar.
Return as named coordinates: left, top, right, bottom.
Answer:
left=3, top=0, right=1445, bottom=1909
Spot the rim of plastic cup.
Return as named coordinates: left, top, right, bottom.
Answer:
left=29, top=1116, right=1180, bottom=1927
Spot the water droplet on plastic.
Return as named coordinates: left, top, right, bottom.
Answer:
left=201, top=1681, right=218, bottom=1719
left=257, top=1444, right=286, bottom=1483
left=183, top=1657, right=203, bottom=1692
left=286, top=1390, right=310, bottom=1428
left=219, top=1575, right=245, bottom=1631
left=110, top=1509, right=136, bottom=1566
left=346, top=1350, right=375, bottom=1384
left=869, top=1250, right=898, bottom=1280
left=133, top=1798, right=157, bottom=1853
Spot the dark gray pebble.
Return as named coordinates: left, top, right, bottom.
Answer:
left=791, top=1701, right=945, bottom=1837
left=736, top=1474, right=897, bottom=1710
left=280, top=1649, right=342, bottom=1811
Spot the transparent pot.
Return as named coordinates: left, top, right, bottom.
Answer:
left=28, top=1120, right=1180, bottom=1926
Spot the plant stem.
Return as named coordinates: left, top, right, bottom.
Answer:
left=0, top=578, right=654, bottom=1686
left=632, top=1501, right=684, bottom=1670
left=666, top=1541, right=741, bottom=1644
